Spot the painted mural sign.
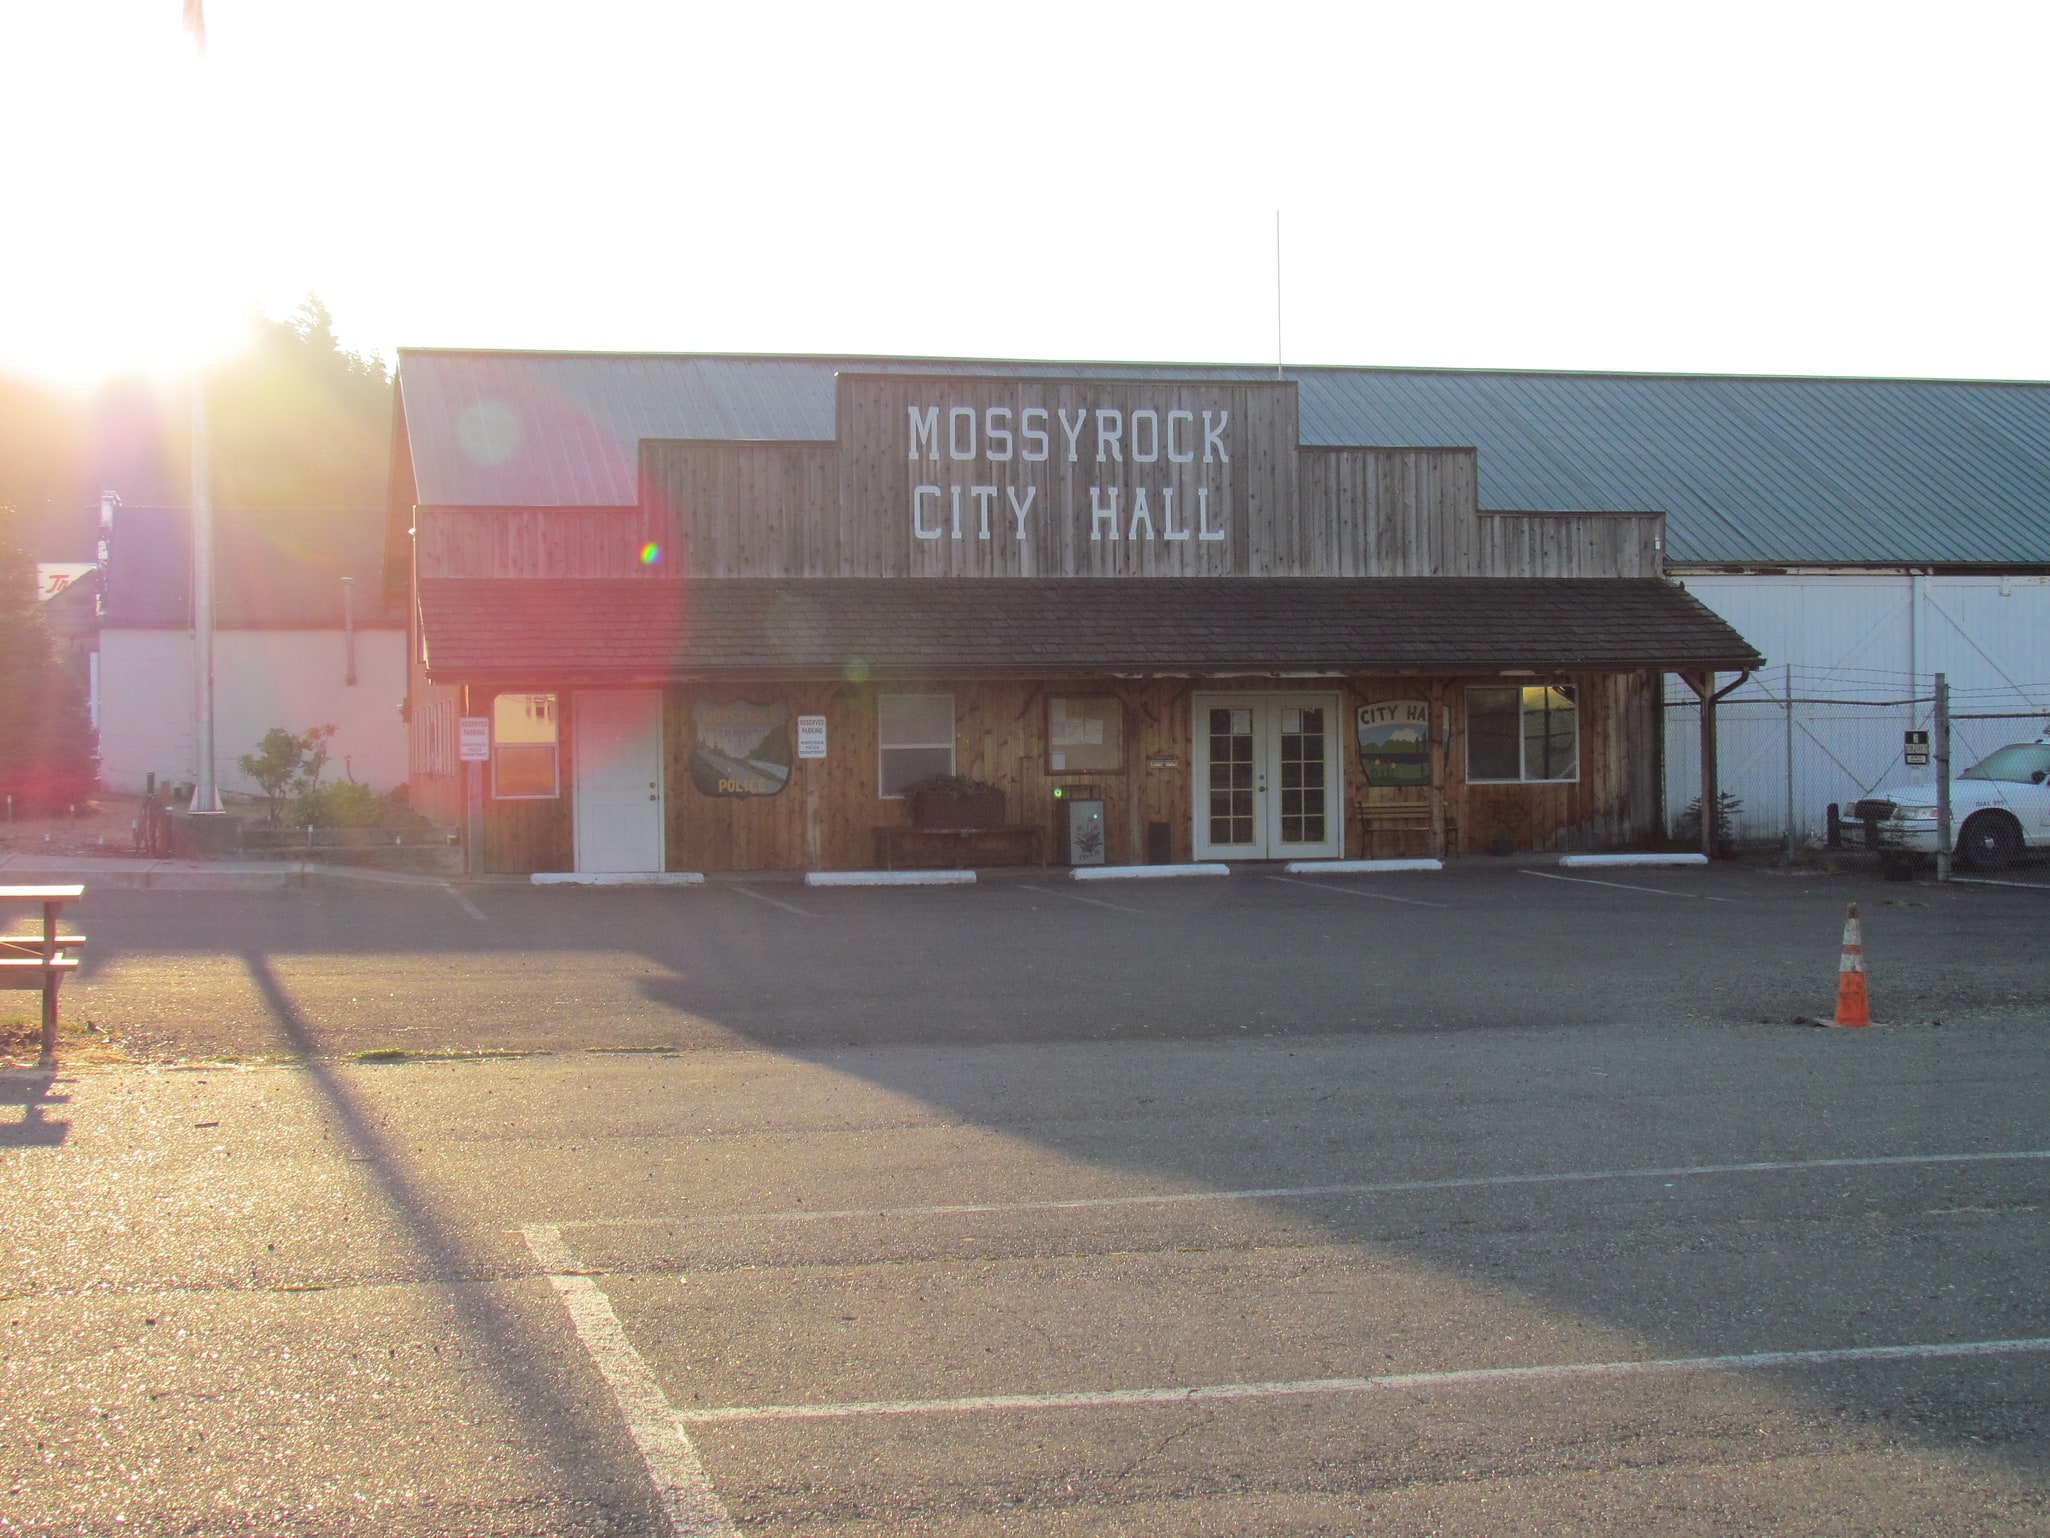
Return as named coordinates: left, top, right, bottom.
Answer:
left=1356, top=700, right=1431, bottom=786
left=905, top=400, right=1234, bottom=546
left=690, top=701, right=791, bottom=797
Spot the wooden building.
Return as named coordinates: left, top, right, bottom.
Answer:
left=387, top=356, right=1759, bottom=875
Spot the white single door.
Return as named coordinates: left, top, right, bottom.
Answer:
left=574, top=690, right=665, bottom=873
left=1192, top=693, right=1342, bottom=861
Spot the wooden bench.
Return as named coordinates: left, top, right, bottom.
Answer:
left=873, top=824, right=1047, bottom=870
left=1352, top=802, right=1458, bottom=860
left=1, top=885, right=86, bottom=1067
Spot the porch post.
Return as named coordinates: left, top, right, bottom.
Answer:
left=1695, top=670, right=1719, bottom=858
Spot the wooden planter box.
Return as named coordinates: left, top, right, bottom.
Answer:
left=909, top=789, right=1005, bottom=829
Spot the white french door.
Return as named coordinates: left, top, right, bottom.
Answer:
left=574, top=690, right=665, bottom=873
left=1192, top=693, right=1342, bottom=861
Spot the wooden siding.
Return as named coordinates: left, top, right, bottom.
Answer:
left=479, top=687, right=573, bottom=874
left=1452, top=673, right=1660, bottom=854
left=418, top=508, right=655, bottom=579
left=1478, top=513, right=1665, bottom=578
left=1294, top=449, right=1480, bottom=574
left=643, top=444, right=840, bottom=579
left=554, top=673, right=1666, bottom=876
left=431, top=378, right=1664, bottom=583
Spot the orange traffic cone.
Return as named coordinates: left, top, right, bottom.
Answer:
left=1834, top=902, right=1871, bottom=1027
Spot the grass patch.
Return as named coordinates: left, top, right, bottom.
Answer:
left=0, top=1013, right=131, bottom=1067
left=343, top=1047, right=538, bottom=1065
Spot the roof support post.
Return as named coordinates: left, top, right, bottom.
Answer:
left=1683, top=670, right=1719, bottom=858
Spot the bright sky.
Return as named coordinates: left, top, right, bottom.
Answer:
left=5, top=0, right=2046, bottom=387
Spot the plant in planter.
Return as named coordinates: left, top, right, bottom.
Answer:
left=905, top=773, right=1004, bottom=830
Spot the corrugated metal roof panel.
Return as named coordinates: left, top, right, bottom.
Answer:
left=395, top=351, right=2050, bottom=565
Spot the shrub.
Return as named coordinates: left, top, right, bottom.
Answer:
left=237, top=724, right=336, bottom=825
left=1675, top=790, right=1744, bottom=851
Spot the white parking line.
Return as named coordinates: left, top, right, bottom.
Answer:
left=1016, top=884, right=1146, bottom=914
left=673, top=1336, right=2050, bottom=1425
left=1264, top=875, right=1449, bottom=908
left=556, top=1148, right=2050, bottom=1231
left=442, top=884, right=487, bottom=922
left=730, top=885, right=818, bottom=918
left=1519, top=868, right=1739, bottom=903
left=1951, top=876, right=2050, bottom=894
left=524, top=1225, right=738, bottom=1538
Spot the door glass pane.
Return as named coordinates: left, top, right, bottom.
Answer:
left=1279, top=706, right=1326, bottom=843
left=1208, top=707, right=1255, bottom=845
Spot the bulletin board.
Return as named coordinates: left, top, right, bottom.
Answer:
left=1047, top=695, right=1124, bottom=773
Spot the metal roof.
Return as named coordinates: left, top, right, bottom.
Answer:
left=396, top=350, right=2050, bottom=567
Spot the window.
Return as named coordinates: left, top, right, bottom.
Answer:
left=493, top=692, right=559, bottom=798
left=878, top=693, right=954, bottom=797
left=1047, top=696, right=1124, bottom=773
left=1466, top=684, right=1578, bottom=783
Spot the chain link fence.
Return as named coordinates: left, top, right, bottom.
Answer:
left=1665, top=667, right=2050, bottom=873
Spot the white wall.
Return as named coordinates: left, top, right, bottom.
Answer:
left=1665, top=574, right=2050, bottom=842
left=98, top=628, right=410, bottom=796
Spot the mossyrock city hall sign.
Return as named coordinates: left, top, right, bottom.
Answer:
left=640, top=374, right=1313, bottom=578
left=843, top=375, right=1299, bottom=576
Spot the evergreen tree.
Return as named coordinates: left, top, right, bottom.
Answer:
left=206, top=295, right=392, bottom=507
left=0, top=506, right=98, bottom=810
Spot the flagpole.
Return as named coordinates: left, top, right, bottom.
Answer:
left=190, top=375, right=221, bottom=814
left=185, top=0, right=222, bottom=815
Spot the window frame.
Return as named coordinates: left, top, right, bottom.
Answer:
left=877, top=692, right=956, bottom=798
left=1464, top=682, right=1581, bottom=785
left=491, top=691, right=562, bottom=800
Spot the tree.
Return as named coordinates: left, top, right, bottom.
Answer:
left=235, top=723, right=336, bottom=825
left=0, top=506, right=98, bottom=810
left=205, top=296, right=393, bottom=508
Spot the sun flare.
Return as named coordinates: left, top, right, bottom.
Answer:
left=3, top=6, right=255, bottom=386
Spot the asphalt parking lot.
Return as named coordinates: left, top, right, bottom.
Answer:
left=4, top=862, right=2047, bottom=1535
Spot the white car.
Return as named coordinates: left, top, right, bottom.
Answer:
left=1851, top=734, right=2050, bottom=871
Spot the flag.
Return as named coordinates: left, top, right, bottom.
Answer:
left=183, top=0, right=206, bottom=58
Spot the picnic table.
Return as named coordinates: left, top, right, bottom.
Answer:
left=1, top=885, right=85, bottom=1067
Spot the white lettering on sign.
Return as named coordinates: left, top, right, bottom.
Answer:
left=909, top=406, right=940, bottom=461
left=1167, top=410, right=1194, bottom=463
left=913, top=484, right=943, bottom=539
left=1006, top=485, right=1037, bottom=538
left=1130, top=409, right=1159, bottom=463
left=1203, top=411, right=1230, bottom=463
left=903, top=397, right=1238, bottom=547
left=1057, top=408, right=1088, bottom=463
left=1090, top=486, right=1120, bottom=541
left=1095, top=409, right=1124, bottom=463
left=1128, top=487, right=1155, bottom=541
left=1022, top=408, right=1050, bottom=461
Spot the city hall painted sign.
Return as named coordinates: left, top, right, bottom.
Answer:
left=641, top=375, right=1304, bottom=579
left=842, top=375, right=1298, bottom=576
left=905, top=400, right=1232, bottom=544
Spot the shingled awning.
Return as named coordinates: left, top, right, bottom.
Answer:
left=418, top=576, right=1761, bottom=684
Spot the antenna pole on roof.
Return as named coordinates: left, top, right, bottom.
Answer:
left=1274, top=210, right=1285, bottom=381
